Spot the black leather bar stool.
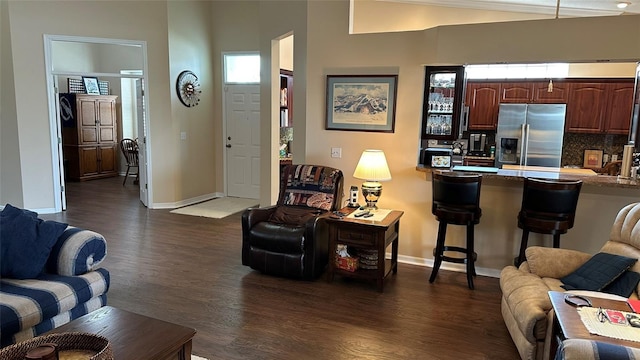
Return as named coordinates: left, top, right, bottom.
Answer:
left=514, top=177, right=583, bottom=267
left=429, top=171, right=482, bottom=289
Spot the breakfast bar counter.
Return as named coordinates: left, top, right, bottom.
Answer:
left=415, top=164, right=639, bottom=276
left=416, top=164, right=640, bottom=189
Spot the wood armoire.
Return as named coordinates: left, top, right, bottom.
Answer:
left=59, top=93, right=118, bottom=181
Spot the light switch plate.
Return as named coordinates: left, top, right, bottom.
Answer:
left=331, top=147, right=342, bottom=158
left=180, top=132, right=187, bottom=140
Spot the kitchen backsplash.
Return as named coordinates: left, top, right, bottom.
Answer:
left=561, top=133, right=628, bottom=167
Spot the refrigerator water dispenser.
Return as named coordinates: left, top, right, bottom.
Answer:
left=500, top=138, right=518, bottom=163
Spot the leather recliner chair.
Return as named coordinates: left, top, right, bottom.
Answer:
left=242, top=164, right=344, bottom=280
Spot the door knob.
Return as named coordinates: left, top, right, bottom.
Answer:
left=226, top=144, right=231, bottom=148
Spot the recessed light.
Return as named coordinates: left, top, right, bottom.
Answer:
left=617, top=2, right=630, bottom=9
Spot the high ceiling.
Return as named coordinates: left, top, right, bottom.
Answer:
left=380, top=0, right=640, bottom=17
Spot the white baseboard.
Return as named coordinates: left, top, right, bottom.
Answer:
left=396, top=254, right=501, bottom=279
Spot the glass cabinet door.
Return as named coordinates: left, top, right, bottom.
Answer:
left=421, top=66, right=465, bottom=140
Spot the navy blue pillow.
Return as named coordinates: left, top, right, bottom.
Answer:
left=602, top=271, right=640, bottom=298
left=0, top=204, right=68, bottom=279
left=561, top=252, right=637, bottom=292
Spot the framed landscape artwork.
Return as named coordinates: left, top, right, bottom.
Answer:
left=583, top=149, right=603, bottom=169
left=325, top=75, right=398, bottom=132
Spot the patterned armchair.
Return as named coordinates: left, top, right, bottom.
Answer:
left=241, top=164, right=344, bottom=280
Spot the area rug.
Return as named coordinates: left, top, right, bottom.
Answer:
left=192, top=355, right=208, bottom=360
left=170, top=197, right=258, bottom=219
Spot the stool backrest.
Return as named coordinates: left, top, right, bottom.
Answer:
left=432, top=172, right=482, bottom=214
left=520, top=177, right=582, bottom=223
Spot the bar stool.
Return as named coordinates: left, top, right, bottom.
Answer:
left=514, top=177, right=583, bottom=267
left=429, top=171, right=482, bottom=289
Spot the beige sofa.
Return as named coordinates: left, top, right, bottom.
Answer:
left=500, top=202, right=640, bottom=360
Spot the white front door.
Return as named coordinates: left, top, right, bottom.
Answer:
left=225, top=84, right=260, bottom=199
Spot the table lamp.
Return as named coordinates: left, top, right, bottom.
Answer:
left=353, top=149, right=392, bottom=210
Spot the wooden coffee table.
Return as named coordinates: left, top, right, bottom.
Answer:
left=46, top=306, right=196, bottom=360
left=549, top=291, right=640, bottom=357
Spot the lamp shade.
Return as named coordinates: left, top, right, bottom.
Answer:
left=353, top=150, right=392, bottom=181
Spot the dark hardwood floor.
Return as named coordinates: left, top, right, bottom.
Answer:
left=40, top=177, right=519, bottom=359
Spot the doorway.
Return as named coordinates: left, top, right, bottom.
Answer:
left=44, top=35, right=151, bottom=211
left=223, top=53, right=261, bottom=199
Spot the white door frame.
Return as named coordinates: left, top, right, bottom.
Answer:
left=43, top=34, right=152, bottom=211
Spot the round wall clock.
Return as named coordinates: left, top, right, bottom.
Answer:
left=176, top=70, right=201, bottom=107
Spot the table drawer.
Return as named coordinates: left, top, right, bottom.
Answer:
left=337, top=227, right=375, bottom=246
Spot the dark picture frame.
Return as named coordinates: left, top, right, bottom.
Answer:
left=82, top=76, right=101, bottom=95
left=583, top=149, right=604, bottom=169
left=325, top=75, right=398, bottom=132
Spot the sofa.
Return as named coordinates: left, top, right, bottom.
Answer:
left=0, top=204, right=110, bottom=347
left=555, top=339, right=640, bottom=360
left=500, top=202, right=640, bottom=360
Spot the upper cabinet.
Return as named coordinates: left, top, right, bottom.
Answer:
left=565, top=80, right=634, bottom=134
left=532, top=81, right=569, bottom=103
left=465, top=82, right=501, bottom=130
left=500, top=82, right=534, bottom=103
left=565, top=82, right=608, bottom=133
left=605, top=82, right=635, bottom=135
left=499, top=81, right=570, bottom=104
left=465, top=79, right=634, bottom=135
left=280, top=69, right=293, bottom=127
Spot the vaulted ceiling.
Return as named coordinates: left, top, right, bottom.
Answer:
left=380, top=0, right=639, bottom=17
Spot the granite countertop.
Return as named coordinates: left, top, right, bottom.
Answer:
left=416, top=165, right=640, bottom=189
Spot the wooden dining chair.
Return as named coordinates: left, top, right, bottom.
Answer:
left=119, top=138, right=139, bottom=185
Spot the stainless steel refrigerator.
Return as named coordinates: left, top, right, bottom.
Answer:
left=495, top=103, right=566, bottom=168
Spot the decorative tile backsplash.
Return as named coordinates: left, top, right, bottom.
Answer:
left=561, top=133, right=628, bottom=167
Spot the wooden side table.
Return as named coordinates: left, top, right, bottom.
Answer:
left=548, top=291, right=640, bottom=358
left=327, top=208, right=404, bottom=292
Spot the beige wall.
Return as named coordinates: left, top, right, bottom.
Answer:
left=1, top=0, right=221, bottom=210
left=297, top=1, right=640, bottom=273
left=257, top=0, right=309, bottom=205
left=568, top=63, right=638, bottom=77
left=168, top=0, right=216, bottom=202
left=351, top=0, right=555, bottom=34
left=1, top=0, right=23, bottom=207
left=279, top=35, right=294, bottom=71
left=210, top=1, right=260, bottom=200
left=2, top=0, right=639, bottom=272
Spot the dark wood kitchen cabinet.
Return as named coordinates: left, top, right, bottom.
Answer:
left=605, top=81, right=635, bottom=135
left=565, top=81, right=634, bottom=134
left=499, top=81, right=570, bottom=104
left=465, top=82, right=501, bottom=130
left=565, top=82, right=608, bottom=133
left=500, top=82, right=534, bottom=103
left=532, top=81, right=570, bottom=103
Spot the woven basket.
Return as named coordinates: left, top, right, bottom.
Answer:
left=0, top=332, right=113, bottom=360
